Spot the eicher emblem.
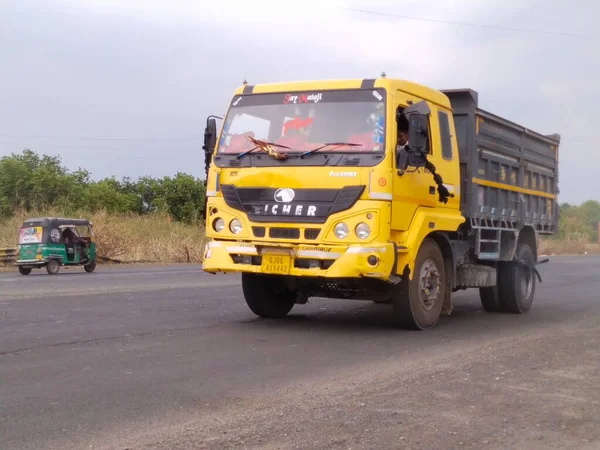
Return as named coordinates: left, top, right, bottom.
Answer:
left=274, top=188, right=295, bottom=203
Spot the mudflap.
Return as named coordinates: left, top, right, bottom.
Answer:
left=514, top=256, right=549, bottom=284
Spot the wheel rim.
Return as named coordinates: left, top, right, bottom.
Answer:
left=419, top=258, right=441, bottom=311
left=518, top=265, right=533, bottom=299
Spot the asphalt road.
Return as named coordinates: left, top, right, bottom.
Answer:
left=1, top=257, right=599, bottom=450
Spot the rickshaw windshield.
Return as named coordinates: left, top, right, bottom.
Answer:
left=74, top=226, right=92, bottom=238
left=19, top=226, right=43, bottom=245
left=59, top=225, right=93, bottom=240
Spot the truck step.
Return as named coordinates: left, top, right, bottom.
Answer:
left=455, top=264, right=497, bottom=288
left=477, top=251, right=501, bottom=260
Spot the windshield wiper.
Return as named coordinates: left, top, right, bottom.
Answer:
left=236, top=136, right=290, bottom=160
left=299, top=142, right=361, bottom=158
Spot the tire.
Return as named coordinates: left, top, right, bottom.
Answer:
left=498, top=242, right=536, bottom=314
left=18, top=266, right=32, bottom=275
left=241, top=273, right=296, bottom=318
left=46, top=259, right=60, bottom=275
left=479, top=285, right=503, bottom=312
left=393, top=238, right=446, bottom=330
left=84, top=260, right=96, bottom=273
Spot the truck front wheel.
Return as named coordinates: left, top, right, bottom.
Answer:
left=393, top=238, right=446, bottom=330
left=241, top=273, right=296, bottom=318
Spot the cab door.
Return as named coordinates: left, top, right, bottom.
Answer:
left=391, top=91, right=437, bottom=231
left=426, top=106, right=461, bottom=211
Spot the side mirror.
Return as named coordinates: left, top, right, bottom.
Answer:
left=396, top=147, right=409, bottom=172
left=408, top=114, right=429, bottom=154
left=403, top=100, right=431, bottom=117
left=203, top=116, right=220, bottom=182
left=395, top=145, right=426, bottom=175
left=201, top=116, right=221, bottom=222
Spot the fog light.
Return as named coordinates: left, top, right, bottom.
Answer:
left=334, top=222, right=349, bottom=239
left=213, top=218, right=225, bottom=232
left=367, top=255, right=379, bottom=266
left=229, top=219, right=242, bottom=234
left=309, top=259, right=320, bottom=269
left=241, top=255, right=252, bottom=265
left=355, top=222, right=371, bottom=240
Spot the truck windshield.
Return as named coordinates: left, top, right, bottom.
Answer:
left=218, top=89, right=386, bottom=155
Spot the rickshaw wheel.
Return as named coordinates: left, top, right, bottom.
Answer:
left=18, top=266, right=32, bottom=275
left=46, top=259, right=60, bottom=275
left=84, top=260, right=96, bottom=273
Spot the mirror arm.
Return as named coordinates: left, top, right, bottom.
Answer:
left=423, top=157, right=455, bottom=204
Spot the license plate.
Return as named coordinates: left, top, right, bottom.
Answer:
left=261, top=254, right=291, bottom=275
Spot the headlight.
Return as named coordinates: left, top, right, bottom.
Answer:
left=213, top=218, right=225, bottom=232
left=355, top=222, right=371, bottom=240
left=334, top=222, right=349, bottom=239
left=229, top=219, right=243, bottom=234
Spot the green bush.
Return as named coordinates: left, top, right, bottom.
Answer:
left=0, top=149, right=206, bottom=225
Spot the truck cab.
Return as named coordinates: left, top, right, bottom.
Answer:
left=201, top=77, right=559, bottom=330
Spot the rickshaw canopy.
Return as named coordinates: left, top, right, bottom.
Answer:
left=19, top=217, right=94, bottom=245
left=21, top=217, right=93, bottom=228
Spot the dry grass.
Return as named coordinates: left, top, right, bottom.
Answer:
left=0, top=209, right=206, bottom=264
left=539, top=235, right=590, bottom=255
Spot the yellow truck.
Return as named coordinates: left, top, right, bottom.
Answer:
left=201, top=77, right=560, bottom=330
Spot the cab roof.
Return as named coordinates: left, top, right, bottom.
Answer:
left=233, top=77, right=455, bottom=109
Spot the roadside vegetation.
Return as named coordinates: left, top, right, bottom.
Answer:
left=0, top=149, right=206, bottom=263
left=0, top=149, right=598, bottom=262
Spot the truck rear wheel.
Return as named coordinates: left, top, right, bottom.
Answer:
left=497, top=242, right=536, bottom=314
left=479, top=282, right=503, bottom=312
left=241, top=273, right=296, bottom=318
left=393, top=238, right=446, bottom=330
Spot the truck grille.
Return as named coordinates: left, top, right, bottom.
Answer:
left=304, top=228, right=320, bottom=240
left=251, top=226, right=321, bottom=240
left=269, top=227, right=300, bottom=239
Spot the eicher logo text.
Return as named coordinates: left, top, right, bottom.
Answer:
left=260, top=204, right=317, bottom=216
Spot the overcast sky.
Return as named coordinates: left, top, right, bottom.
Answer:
left=0, top=0, right=598, bottom=204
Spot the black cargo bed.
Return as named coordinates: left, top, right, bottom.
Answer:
left=443, top=89, right=560, bottom=235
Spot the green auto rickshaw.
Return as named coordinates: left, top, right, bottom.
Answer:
left=15, top=217, right=97, bottom=275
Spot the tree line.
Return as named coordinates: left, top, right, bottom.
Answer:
left=1, top=149, right=599, bottom=240
left=558, top=201, right=600, bottom=242
left=0, top=149, right=206, bottom=224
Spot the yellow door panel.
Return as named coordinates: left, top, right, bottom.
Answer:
left=391, top=91, right=436, bottom=231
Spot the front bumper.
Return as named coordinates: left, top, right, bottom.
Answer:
left=202, top=240, right=397, bottom=281
left=14, top=259, right=48, bottom=267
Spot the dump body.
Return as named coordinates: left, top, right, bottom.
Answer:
left=443, top=89, right=560, bottom=235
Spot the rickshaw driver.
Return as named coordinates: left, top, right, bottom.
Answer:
left=62, top=226, right=86, bottom=260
